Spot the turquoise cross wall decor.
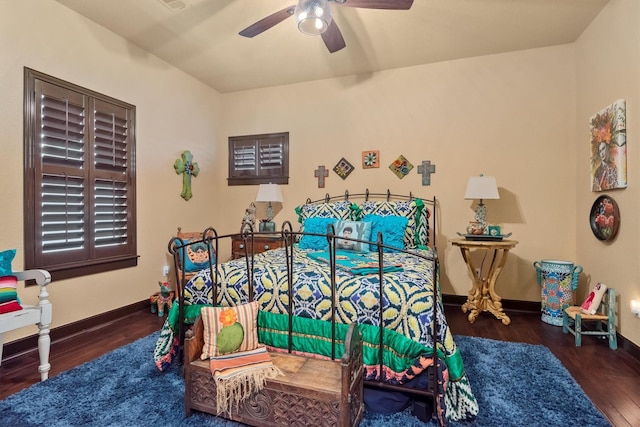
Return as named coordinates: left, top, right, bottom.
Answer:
left=174, top=150, right=200, bottom=201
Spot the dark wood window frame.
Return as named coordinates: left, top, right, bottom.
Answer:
left=228, top=132, right=289, bottom=186
left=23, top=68, right=138, bottom=281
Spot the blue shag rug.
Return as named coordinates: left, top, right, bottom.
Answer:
left=0, top=333, right=610, bottom=426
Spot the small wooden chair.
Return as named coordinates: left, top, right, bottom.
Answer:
left=563, top=287, right=617, bottom=350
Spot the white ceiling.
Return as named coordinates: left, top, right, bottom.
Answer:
left=53, top=0, right=608, bottom=94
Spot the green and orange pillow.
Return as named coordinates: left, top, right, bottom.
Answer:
left=200, top=301, right=260, bottom=359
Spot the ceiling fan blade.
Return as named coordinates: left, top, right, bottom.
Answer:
left=239, top=5, right=296, bottom=38
left=335, top=0, right=413, bottom=10
left=321, top=20, right=346, bottom=53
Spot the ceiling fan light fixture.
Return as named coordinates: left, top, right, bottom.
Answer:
left=295, top=0, right=332, bottom=36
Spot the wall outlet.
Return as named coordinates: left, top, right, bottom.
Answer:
left=162, top=265, right=170, bottom=276
left=475, top=268, right=481, bottom=277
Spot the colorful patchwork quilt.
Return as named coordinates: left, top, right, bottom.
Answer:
left=153, top=246, right=478, bottom=422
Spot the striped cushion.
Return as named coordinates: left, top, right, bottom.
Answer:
left=0, top=275, right=22, bottom=314
left=200, top=301, right=259, bottom=359
left=0, top=300, right=22, bottom=314
left=0, top=275, right=18, bottom=303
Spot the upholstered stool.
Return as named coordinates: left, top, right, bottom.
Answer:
left=563, top=287, right=617, bottom=350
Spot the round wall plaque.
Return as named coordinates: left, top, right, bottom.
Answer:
left=589, top=195, right=620, bottom=241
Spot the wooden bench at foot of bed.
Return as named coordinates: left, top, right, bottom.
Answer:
left=184, top=315, right=365, bottom=427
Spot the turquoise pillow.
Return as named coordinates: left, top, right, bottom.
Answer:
left=360, top=200, right=424, bottom=248
left=363, top=215, right=408, bottom=252
left=0, top=249, right=16, bottom=276
left=299, top=218, right=337, bottom=250
left=334, top=220, right=372, bottom=253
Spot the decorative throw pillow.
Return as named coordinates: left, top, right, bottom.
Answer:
left=360, top=200, right=426, bottom=248
left=200, top=301, right=260, bottom=359
left=416, top=205, right=431, bottom=248
left=177, top=239, right=215, bottom=273
left=298, top=217, right=337, bottom=250
left=334, top=220, right=372, bottom=253
left=0, top=275, right=22, bottom=314
left=363, top=214, right=409, bottom=252
left=0, top=249, right=16, bottom=276
left=581, top=283, right=608, bottom=315
left=295, top=201, right=358, bottom=234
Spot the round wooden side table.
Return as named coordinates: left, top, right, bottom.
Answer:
left=450, top=238, right=518, bottom=325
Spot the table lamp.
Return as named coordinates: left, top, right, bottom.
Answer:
left=464, top=174, right=500, bottom=234
left=255, top=183, right=284, bottom=232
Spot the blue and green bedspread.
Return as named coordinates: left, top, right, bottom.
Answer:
left=153, top=247, right=478, bottom=422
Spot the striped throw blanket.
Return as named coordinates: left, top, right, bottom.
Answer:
left=209, top=346, right=282, bottom=415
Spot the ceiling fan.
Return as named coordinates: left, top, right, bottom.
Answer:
left=239, top=0, right=414, bottom=53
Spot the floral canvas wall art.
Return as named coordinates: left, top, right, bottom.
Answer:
left=590, top=100, right=626, bottom=191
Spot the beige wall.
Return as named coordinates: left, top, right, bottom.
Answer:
left=574, top=0, right=640, bottom=346
left=1, top=0, right=224, bottom=342
left=219, top=46, right=577, bottom=304
left=2, top=0, right=638, bottom=347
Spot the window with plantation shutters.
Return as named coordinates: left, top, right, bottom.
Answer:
left=228, top=132, right=289, bottom=185
left=24, top=68, right=137, bottom=280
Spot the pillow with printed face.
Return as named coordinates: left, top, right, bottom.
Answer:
left=334, top=220, right=372, bottom=253
left=299, top=217, right=337, bottom=250
left=200, top=301, right=260, bottom=359
left=0, top=275, right=22, bottom=314
left=363, top=214, right=408, bottom=252
left=176, top=239, right=215, bottom=273
left=0, top=249, right=16, bottom=277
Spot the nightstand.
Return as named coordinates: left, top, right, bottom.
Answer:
left=231, top=234, right=285, bottom=259
left=450, top=238, right=518, bottom=325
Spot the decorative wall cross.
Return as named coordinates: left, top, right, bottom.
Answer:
left=417, top=160, right=436, bottom=186
left=314, top=165, right=329, bottom=188
left=174, top=150, right=200, bottom=201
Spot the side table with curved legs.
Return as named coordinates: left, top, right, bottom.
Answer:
left=450, top=238, right=518, bottom=325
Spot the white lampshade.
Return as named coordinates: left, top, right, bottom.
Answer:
left=464, top=175, right=500, bottom=200
left=295, top=0, right=332, bottom=35
left=255, top=183, right=284, bottom=203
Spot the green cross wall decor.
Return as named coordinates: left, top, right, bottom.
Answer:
left=174, top=150, right=200, bottom=201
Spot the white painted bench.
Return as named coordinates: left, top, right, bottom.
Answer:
left=0, top=269, right=52, bottom=381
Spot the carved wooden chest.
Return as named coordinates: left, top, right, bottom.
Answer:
left=184, top=317, right=364, bottom=427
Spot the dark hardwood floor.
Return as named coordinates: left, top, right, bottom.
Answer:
left=446, top=306, right=640, bottom=427
left=1, top=305, right=639, bottom=426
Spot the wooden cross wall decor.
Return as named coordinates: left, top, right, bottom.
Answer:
left=417, top=160, right=436, bottom=186
left=314, top=165, right=329, bottom=188
left=174, top=150, right=200, bottom=201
